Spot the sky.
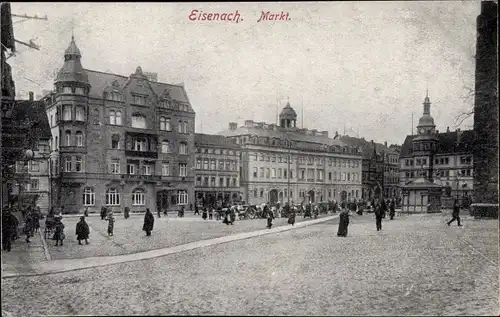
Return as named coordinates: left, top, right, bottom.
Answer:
left=9, top=1, right=480, bottom=145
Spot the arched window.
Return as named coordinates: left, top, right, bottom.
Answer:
left=75, top=106, right=85, bottom=121
left=132, top=189, right=145, bottom=206
left=76, top=131, right=83, bottom=147
left=165, top=118, right=171, bottom=131
left=106, top=188, right=120, bottom=206
left=65, top=130, right=72, bottom=146
left=177, top=120, right=183, bottom=133
left=109, top=110, right=116, bottom=125
left=116, top=111, right=122, bottom=125
left=131, top=114, right=146, bottom=129
left=160, top=117, right=167, bottom=131
left=161, top=140, right=170, bottom=153
left=83, top=187, right=95, bottom=206
left=179, top=142, right=188, bottom=155
left=111, top=134, right=120, bottom=149
left=183, top=121, right=188, bottom=133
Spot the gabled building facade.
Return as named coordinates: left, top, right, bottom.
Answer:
left=43, top=37, right=196, bottom=213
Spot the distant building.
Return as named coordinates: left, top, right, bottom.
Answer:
left=340, top=136, right=401, bottom=200
left=41, top=37, right=196, bottom=213
left=193, top=133, right=241, bottom=207
left=399, top=94, right=474, bottom=208
left=219, top=102, right=363, bottom=205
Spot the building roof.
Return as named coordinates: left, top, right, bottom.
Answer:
left=12, top=100, right=51, bottom=139
left=403, top=177, right=443, bottom=189
left=279, top=102, right=297, bottom=120
left=195, top=133, right=240, bottom=149
left=339, top=135, right=396, bottom=159
left=400, top=130, right=474, bottom=157
left=84, top=69, right=190, bottom=105
left=218, top=125, right=346, bottom=147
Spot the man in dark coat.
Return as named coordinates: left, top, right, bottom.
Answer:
left=124, top=207, right=130, bottom=219
left=100, top=206, right=107, bottom=220
left=75, top=216, right=90, bottom=245
left=53, top=216, right=65, bottom=246
left=380, top=199, right=387, bottom=219
left=389, top=199, right=396, bottom=220
left=23, top=211, right=35, bottom=243
left=157, top=207, right=161, bottom=218
left=2, top=209, right=17, bottom=252
left=447, top=201, right=462, bottom=227
left=143, top=208, right=155, bottom=236
left=194, top=204, right=200, bottom=216
left=32, top=207, right=41, bottom=232
left=265, top=205, right=274, bottom=229
left=337, top=209, right=349, bottom=237
left=202, top=207, right=208, bottom=220
left=287, top=204, right=296, bottom=226
left=375, top=203, right=383, bottom=231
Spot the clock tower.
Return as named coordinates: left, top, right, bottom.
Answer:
left=412, top=92, right=438, bottom=181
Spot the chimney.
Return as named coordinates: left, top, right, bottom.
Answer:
left=29, top=91, right=34, bottom=101
left=446, top=126, right=450, bottom=132
left=244, top=120, right=254, bottom=127
left=384, top=141, right=387, bottom=148
left=456, top=128, right=462, bottom=143
left=229, top=122, right=238, bottom=130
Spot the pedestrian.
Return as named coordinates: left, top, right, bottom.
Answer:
left=230, top=207, right=236, bottom=225
left=202, top=207, right=208, bottom=220
left=287, top=204, right=296, bottom=226
left=208, top=208, right=213, bottom=220
left=447, top=201, right=463, bottom=227
left=381, top=199, right=387, bottom=219
left=194, top=204, right=200, bottom=216
left=216, top=207, right=222, bottom=220
left=265, top=205, right=274, bottom=229
left=23, top=211, right=35, bottom=243
left=337, top=208, right=350, bottom=237
left=143, top=208, right=155, bottom=236
left=157, top=207, right=161, bottom=218
left=106, top=211, right=115, bottom=236
left=100, top=206, right=107, bottom=220
left=375, top=203, right=383, bottom=231
left=53, top=216, right=65, bottom=246
left=124, top=206, right=130, bottom=219
left=32, top=207, right=41, bottom=233
left=75, top=216, right=90, bottom=245
left=222, top=208, right=230, bottom=225
left=2, top=209, right=17, bottom=252
left=83, top=206, right=89, bottom=218
left=389, top=199, right=396, bottom=220
left=180, top=205, right=185, bottom=218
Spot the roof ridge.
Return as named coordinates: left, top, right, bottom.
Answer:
left=84, top=68, right=186, bottom=88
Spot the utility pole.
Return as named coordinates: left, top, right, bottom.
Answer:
left=11, top=13, right=48, bottom=20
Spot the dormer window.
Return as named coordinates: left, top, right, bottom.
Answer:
left=63, top=87, right=72, bottom=94
left=132, top=95, right=146, bottom=106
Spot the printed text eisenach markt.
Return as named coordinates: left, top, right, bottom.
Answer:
left=257, top=11, right=291, bottom=22
left=189, top=10, right=242, bottom=23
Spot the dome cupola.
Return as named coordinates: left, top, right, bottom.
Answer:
left=279, top=99, right=297, bottom=128
left=55, top=36, right=89, bottom=86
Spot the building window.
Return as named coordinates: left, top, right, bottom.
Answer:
left=134, top=138, right=146, bottom=151
left=195, top=159, right=202, bottom=169
left=29, top=161, right=39, bottom=172
left=179, top=163, right=187, bottom=177
left=254, top=189, right=258, bottom=198
left=272, top=168, right=276, bottom=178
left=128, top=164, right=136, bottom=175
left=106, top=188, right=120, bottom=206
left=132, top=95, right=146, bottom=106
left=139, top=163, right=150, bottom=175
left=83, top=187, right=95, bottom=206
left=284, top=169, right=287, bottom=178
left=109, top=110, right=116, bottom=125
left=75, top=106, right=85, bottom=121
left=65, top=130, right=71, bottom=146
left=62, top=105, right=72, bottom=120
left=131, top=114, right=146, bottom=129
left=111, top=134, right=120, bottom=149
left=116, top=111, right=122, bottom=125
left=30, top=179, right=39, bottom=190
left=111, top=160, right=120, bottom=174
left=75, top=156, right=83, bottom=172
left=76, top=131, right=84, bottom=147
left=210, top=177, right=216, bottom=187
left=203, top=159, right=209, bottom=170
left=63, top=86, right=72, bottom=94
left=161, top=140, right=170, bottom=153
left=232, top=178, right=237, bottom=187
left=179, top=142, right=188, bottom=155
left=160, top=117, right=167, bottom=131
left=162, top=163, right=170, bottom=176
left=266, top=168, right=270, bottom=178
left=132, top=189, right=145, bottom=206
left=65, top=156, right=72, bottom=172
left=177, top=190, right=188, bottom=205
left=253, top=167, right=258, bottom=178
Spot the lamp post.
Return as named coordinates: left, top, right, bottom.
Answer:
left=281, top=136, right=292, bottom=208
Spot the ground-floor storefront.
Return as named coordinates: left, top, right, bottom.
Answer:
left=55, top=178, right=195, bottom=214
left=194, top=189, right=242, bottom=207
left=243, top=182, right=362, bottom=206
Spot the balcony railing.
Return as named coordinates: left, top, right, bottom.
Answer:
left=124, top=174, right=160, bottom=182
left=125, top=150, right=158, bottom=159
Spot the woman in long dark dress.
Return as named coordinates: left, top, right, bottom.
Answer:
left=287, top=205, right=296, bottom=226
left=143, top=208, right=155, bottom=236
left=202, top=207, right=208, bottom=220
left=75, top=216, right=90, bottom=245
left=337, top=209, right=349, bottom=237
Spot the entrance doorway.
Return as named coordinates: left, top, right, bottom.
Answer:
left=308, top=190, right=315, bottom=203
left=157, top=190, right=170, bottom=212
left=269, top=189, right=278, bottom=205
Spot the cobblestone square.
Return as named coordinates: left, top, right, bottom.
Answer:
left=2, top=212, right=498, bottom=316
